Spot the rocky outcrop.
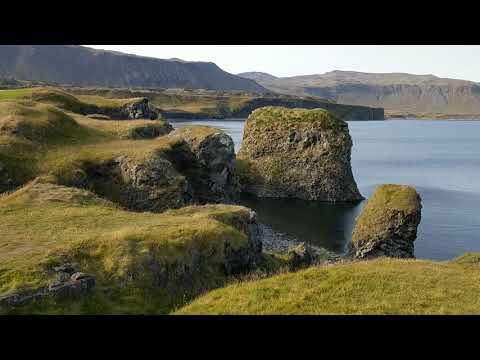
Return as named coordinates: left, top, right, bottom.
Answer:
left=140, top=208, right=263, bottom=291
left=169, top=126, right=240, bottom=204
left=126, top=122, right=174, bottom=139
left=121, top=98, right=159, bottom=120
left=92, top=98, right=160, bottom=120
left=286, top=242, right=318, bottom=270
left=217, top=209, right=263, bottom=274
left=350, top=184, right=422, bottom=259
left=237, top=107, right=363, bottom=202
left=78, top=151, right=190, bottom=213
left=69, top=126, right=239, bottom=212
left=0, top=263, right=95, bottom=309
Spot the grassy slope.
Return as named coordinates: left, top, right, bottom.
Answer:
left=0, top=179, right=254, bottom=314
left=0, top=87, right=141, bottom=112
left=176, top=255, right=480, bottom=315
left=0, top=99, right=174, bottom=190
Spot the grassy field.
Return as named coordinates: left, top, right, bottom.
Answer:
left=176, top=255, right=480, bottom=315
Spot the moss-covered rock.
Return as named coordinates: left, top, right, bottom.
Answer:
left=350, top=184, right=422, bottom=259
left=237, top=107, right=363, bottom=202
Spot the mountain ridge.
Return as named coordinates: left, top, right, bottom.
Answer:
left=0, top=45, right=267, bottom=93
left=239, top=70, right=480, bottom=115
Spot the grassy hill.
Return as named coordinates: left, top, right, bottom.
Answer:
left=176, top=254, right=480, bottom=315
left=0, top=179, right=258, bottom=314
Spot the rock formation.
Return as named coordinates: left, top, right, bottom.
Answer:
left=169, top=126, right=240, bottom=204
left=0, top=262, right=96, bottom=308
left=237, top=107, right=363, bottom=202
left=68, top=126, right=239, bottom=212
left=88, top=98, right=160, bottom=120
left=350, top=184, right=422, bottom=259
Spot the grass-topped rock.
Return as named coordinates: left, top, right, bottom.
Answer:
left=237, top=107, right=363, bottom=202
left=0, top=87, right=160, bottom=120
left=0, top=179, right=262, bottom=314
left=175, top=255, right=480, bottom=315
left=350, top=184, right=422, bottom=259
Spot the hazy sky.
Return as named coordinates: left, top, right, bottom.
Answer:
left=86, top=45, right=480, bottom=82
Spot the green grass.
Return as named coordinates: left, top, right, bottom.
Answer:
left=175, top=256, right=480, bottom=315
left=365, top=184, right=421, bottom=212
left=247, top=106, right=347, bottom=130
left=0, top=179, right=255, bottom=314
left=169, top=125, right=225, bottom=147
left=0, top=87, right=144, bottom=115
left=0, top=88, right=34, bottom=100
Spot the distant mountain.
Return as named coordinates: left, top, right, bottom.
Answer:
left=0, top=45, right=267, bottom=93
left=238, top=72, right=279, bottom=83
left=242, top=70, right=480, bottom=115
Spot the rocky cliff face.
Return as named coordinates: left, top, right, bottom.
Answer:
left=350, top=184, right=422, bottom=259
left=168, top=126, right=240, bottom=204
left=237, top=107, right=363, bottom=202
left=0, top=45, right=266, bottom=93
left=69, top=126, right=240, bottom=212
left=242, top=70, right=480, bottom=116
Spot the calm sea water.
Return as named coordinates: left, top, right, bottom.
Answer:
left=171, top=119, right=480, bottom=260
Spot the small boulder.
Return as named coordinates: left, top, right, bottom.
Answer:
left=350, top=184, right=422, bottom=259
left=287, top=242, right=317, bottom=270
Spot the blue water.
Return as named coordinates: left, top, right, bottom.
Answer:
left=171, top=119, right=480, bottom=260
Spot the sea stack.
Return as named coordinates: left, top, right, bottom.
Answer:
left=350, top=184, right=422, bottom=259
left=237, top=106, right=363, bottom=202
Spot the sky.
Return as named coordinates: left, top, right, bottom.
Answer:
left=86, top=45, right=480, bottom=82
